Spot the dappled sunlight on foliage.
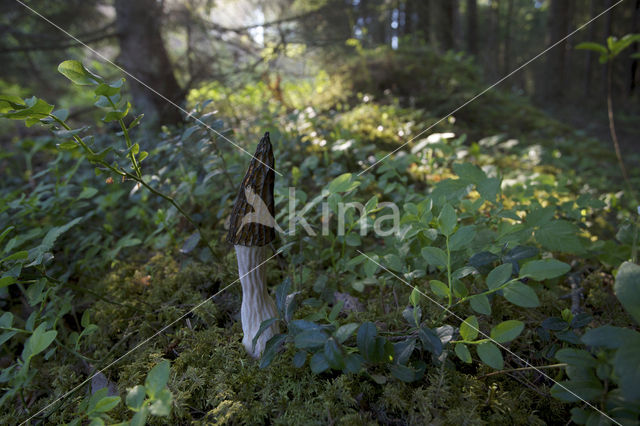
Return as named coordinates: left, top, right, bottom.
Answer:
left=1, top=1, right=640, bottom=423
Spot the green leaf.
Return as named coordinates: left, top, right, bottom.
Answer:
left=429, top=280, right=450, bottom=299
left=452, top=278, right=468, bottom=298
left=0, top=312, right=14, bottom=328
left=324, top=338, right=345, bottom=370
left=460, top=316, right=479, bottom=341
left=613, top=261, right=640, bottom=324
left=344, top=354, right=363, bottom=373
left=0, top=250, right=24, bottom=263
left=0, top=226, right=15, bottom=246
left=252, top=318, right=279, bottom=350
left=294, top=330, right=329, bottom=349
left=503, top=282, right=540, bottom=307
left=310, top=352, right=329, bottom=374
left=334, top=323, right=359, bottom=344
left=328, top=173, right=359, bottom=193
left=328, top=300, right=344, bottom=321
left=419, top=327, right=443, bottom=355
left=0, top=276, right=16, bottom=288
left=390, top=364, right=417, bottom=382
left=95, top=95, right=116, bottom=108
left=259, top=334, right=287, bottom=368
left=94, top=79, right=124, bottom=96
left=130, top=406, right=148, bottom=426
left=613, top=337, right=640, bottom=400
left=384, top=253, right=405, bottom=272
left=421, top=247, right=447, bottom=268
left=26, top=323, right=57, bottom=358
left=2, top=97, right=54, bottom=121
left=93, top=395, right=120, bottom=413
left=469, top=294, right=491, bottom=315
left=477, top=177, right=501, bottom=202
left=56, top=141, right=79, bottom=151
left=455, top=343, right=472, bottom=363
left=78, top=187, right=98, bottom=200
left=520, top=259, right=571, bottom=281
left=575, top=42, right=608, bottom=54
left=103, top=102, right=131, bottom=122
left=364, top=195, right=378, bottom=213
left=81, top=310, right=91, bottom=328
left=438, top=204, right=457, bottom=236
left=555, top=348, right=597, bottom=368
left=550, top=380, right=603, bottom=402
left=148, top=388, right=172, bottom=416
left=129, top=114, right=144, bottom=129
left=581, top=325, right=640, bottom=349
left=486, top=263, right=512, bottom=290
left=453, top=162, right=486, bottom=183
left=409, top=286, right=420, bottom=307
left=357, top=322, right=377, bottom=360
left=126, top=385, right=146, bottom=411
left=345, top=232, right=361, bottom=246
left=490, top=320, right=524, bottom=343
left=535, top=220, right=584, bottom=254
left=0, top=94, right=26, bottom=110
left=476, top=342, right=503, bottom=370
left=27, top=217, right=83, bottom=267
left=449, top=225, right=476, bottom=251
left=180, top=232, right=200, bottom=254
left=145, top=360, right=170, bottom=399
left=292, top=351, right=307, bottom=368
left=526, top=206, right=555, bottom=227
left=58, top=60, right=103, bottom=85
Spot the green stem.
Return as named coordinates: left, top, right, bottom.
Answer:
left=107, top=97, right=141, bottom=178
left=54, top=338, right=99, bottom=362
left=50, top=116, right=96, bottom=155
left=478, top=363, right=568, bottom=379
left=451, top=339, right=490, bottom=345
left=50, top=113, right=216, bottom=260
left=607, top=60, right=638, bottom=206
left=459, top=277, right=521, bottom=305
left=632, top=214, right=639, bottom=264
left=121, top=170, right=216, bottom=259
left=446, top=235, right=452, bottom=307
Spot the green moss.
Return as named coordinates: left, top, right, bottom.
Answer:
left=21, top=251, right=555, bottom=425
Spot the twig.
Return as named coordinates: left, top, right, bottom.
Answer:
left=607, top=60, right=638, bottom=205
left=478, top=363, right=567, bottom=379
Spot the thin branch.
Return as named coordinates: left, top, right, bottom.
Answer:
left=0, top=31, right=118, bottom=54
left=478, top=363, right=568, bottom=379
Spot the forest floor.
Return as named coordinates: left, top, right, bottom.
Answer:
left=1, top=48, right=639, bottom=425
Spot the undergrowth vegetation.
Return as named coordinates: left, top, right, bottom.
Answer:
left=1, top=47, right=639, bottom=425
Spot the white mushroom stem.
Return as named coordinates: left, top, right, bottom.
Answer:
left=235, top=244, right=279, bottom=358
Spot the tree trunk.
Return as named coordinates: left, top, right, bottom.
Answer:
left=584, top=0, right=598, bottom=97
left=544, top=0, right=570, bottom=101
left=503, top=0, right=514, bottom=75
left=487, top=0, right=501, bottom=80
left=603, top=0, right=613, bottom=97
left=415, top=0, right=430, bottom=45
left=431, top=0, right=455, bottom=52
left=629, top=0, right=640, bottom=95
left=402, top=0, right=415, bottom=39
left=466, top=0, right=478, bottom=56
left=114, top=0, right=184, bottom=127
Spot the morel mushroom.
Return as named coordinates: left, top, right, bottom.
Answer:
left=227, top=132, right=279, bottom=358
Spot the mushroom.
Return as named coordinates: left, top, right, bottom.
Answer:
left=227, top=132, right=280, bottom=358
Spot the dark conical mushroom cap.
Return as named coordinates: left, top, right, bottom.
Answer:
left=226, top=132, right=276, bottom=246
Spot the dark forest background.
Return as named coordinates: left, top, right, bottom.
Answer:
left=1, top=0, right=639, bottom=147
